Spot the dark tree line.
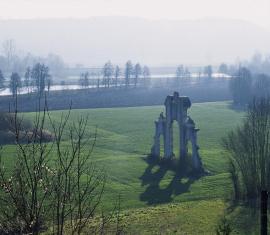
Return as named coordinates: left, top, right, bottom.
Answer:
left=229, top=67, right=270, bottom=106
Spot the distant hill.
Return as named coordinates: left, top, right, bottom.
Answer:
left=0, top=17, right=270, bottom=66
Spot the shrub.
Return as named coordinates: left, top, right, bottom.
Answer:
left=223, top=97, right=270, bottom=200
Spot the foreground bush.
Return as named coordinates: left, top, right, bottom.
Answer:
left=0, top=97, right=106, bottom=234
left=0, top=112, right=53, bottom=144
left=223, top=97, right=270, bottom=200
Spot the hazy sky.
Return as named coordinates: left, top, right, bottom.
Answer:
left=1, top=0, right=270, bottom=29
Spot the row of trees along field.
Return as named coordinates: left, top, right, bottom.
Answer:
left=0, top=63, right=52, bottom=97
left=78, top=60, right=151, bottom=89
left=229, top=67, right=270, bottom=106
left=0, top=62, right=230, bottom=97
left=175, top=64, right=214, bottom=80
left=174, top=64, right=213, bottom=82
left=78, top=62, right=233, bottom=90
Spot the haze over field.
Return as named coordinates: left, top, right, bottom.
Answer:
left=1, top=0, right=270, bottom=66
left=2, top=1, right=270, bottom=234
left=0, top=17, right=270, bottom=66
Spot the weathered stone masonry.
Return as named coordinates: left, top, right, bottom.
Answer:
left=151, top=92, right=203, bottom=171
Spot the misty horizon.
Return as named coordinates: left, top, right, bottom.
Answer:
left=1, top=16, right=270, bottom=67
left=1, top=0, right=270, bottom=29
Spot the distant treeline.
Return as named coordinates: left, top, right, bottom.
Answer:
left=229, top=67, right=270, bottom=106
left=78, top=60, right=151, bottom=89
left=0, top=81, right=231, bottom=112
left=1, top=38, right=270, bottom=109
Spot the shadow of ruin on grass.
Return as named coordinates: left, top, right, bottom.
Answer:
left=139, top=154, right=204, bottom=205
left=139, top=92, right=208, bottom=205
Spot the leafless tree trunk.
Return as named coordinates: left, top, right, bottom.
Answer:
left=0, top=94, right=107, bottom=234
left=48, top=112, right=106, bottom=234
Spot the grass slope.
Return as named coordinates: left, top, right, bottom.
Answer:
left=2, top=101, right=248, bottom=233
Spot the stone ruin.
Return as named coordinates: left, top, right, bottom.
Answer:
left=151, top=92, right=203, bottom=171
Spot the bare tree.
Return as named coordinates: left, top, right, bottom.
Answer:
left=184, top=67, right=191, bottom=84
left=114, top=65, right=121, bottom=87
left=218, top=63, right=228, bottom=74
left=175, top=65, right=184, bottom=87
left=83, top=72, right=90, bottom=88
left=0, top=69, right=5, bottom=88
left=142, top=66, right=151, bottom=87
left=48, top=113, right=106, bottom=235
left=31, top=63, right=51, bottom=96
left=124, top=61, right=133, bottom=88
left=24, top=67, right=31, bottom=94
left=46, top=77, right=53, bottom=93
left=9, top=72, right=22, bottom=97
left=2, top=39, right=16, bottom=72
left=134, top=63, right=142, bottom=87
left=0, top=96, right=107, bottom=234
left=0, top=97, right=53, bottom=234
left=79, top=73, right=85, bottom=89
left=223, top=97, right=270, bottom=200
left=229, top=67, right=252, bottom=105
left=253, top=74, right=270, bottom=98
left=204, top=65, right=213, bottom=80
left=79, top=72, right=90, bottom=89
left=103, top=61, right=114, bottom=88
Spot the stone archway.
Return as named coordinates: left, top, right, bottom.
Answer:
left=151, top=92, right=203, bottom=171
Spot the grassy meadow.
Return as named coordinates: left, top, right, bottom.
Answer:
left=2, top=101, right=256, bottom=234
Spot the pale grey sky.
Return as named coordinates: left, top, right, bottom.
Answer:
left=1, top=0, right=270, bottom=29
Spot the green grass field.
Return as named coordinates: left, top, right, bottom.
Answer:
left=3, top=101, right=258, bottom=234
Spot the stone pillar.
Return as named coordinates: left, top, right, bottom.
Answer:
left=151, top=113, right=166, bottom=158
left=151, top=92, right=203, bottom=172
left=151, top=121, right=161, bottom=157
left=191, top=129, right=201, bottom=169
left=179, top=98, right=189, bottom=160
left=164, top=122, right=173, bottom=158
left=179, top=124, right=187, bottom=160
left=164, top=97, right=173, bottom=158
left=186, top=117, right=203, bottom=170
